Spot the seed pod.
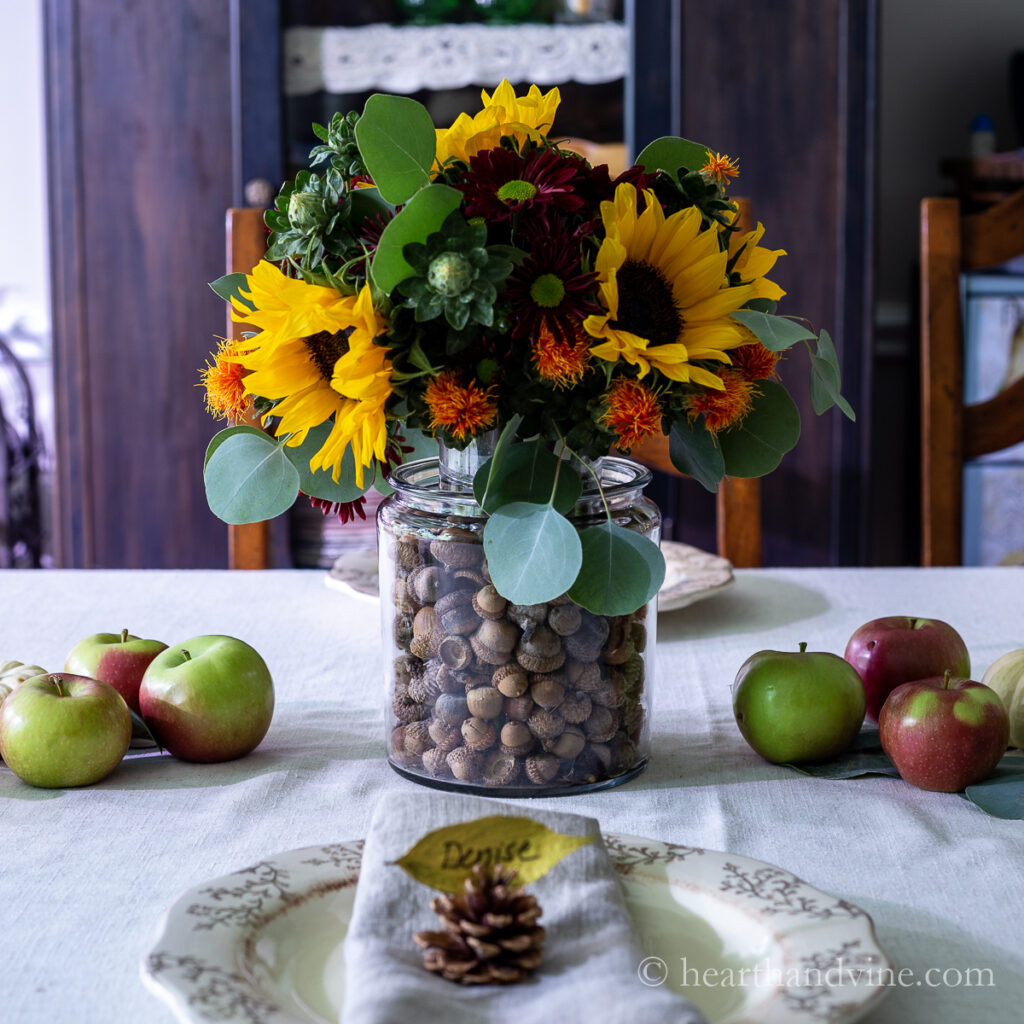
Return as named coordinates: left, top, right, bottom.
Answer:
left=408, top=663, right=442, bottom=704
left=392, top=578, right=417, bottom=615
left=560, top=690, right=592, bottom=724
left=393, top=692, right=427, bottom=724
left=435, top=692, right=470, bottom=726
left=393, top=615, right=414, bottom=650
left=547, top=603, right=582, bottom=637
left=565, top=660, right=602, bottom=693
left=574, top=742, right=613, bottom=782
left=524, top=752, right=560, bottom=785
left=529, top=676, right=565, bottom=711
left=544, top=725, right=585, bottom=760
left=603, top=617, right=636, bottom=665
left=395, top=539, right=424, bottom=570
left=507, top=602, right=548, bottom=629
left=466, top=685, right=503, bottom=720
left=621, top=654, right=644, bottom=698
left=438, top=635, right=474, bottom=671
left=503, top=695, right=534, bottom=722
left=393, top=654, right=417, bottom=691
left=461, top=716, right=497, bottom=751
left=493, top=663, right=529, bottom=698
left=446, top=745, right=484, bottom=781
left=389, top=726, right=418, bottom=766
left=482, top=750, right=519, bottom=787
left=436, top=590, right=480, bottom=636
left=589, top=677, right=625, bottom=710
left=500, top=720, right=535, bottom=757
left=403, top=720, right=432, bottom=756
left=410, top=606, right=443, bottom=660
left=516, top=625, right=564, bottom=673
left=453, top=567, right=489, bottom=589
left=629, top=620, right=647, bottom=653
left=564, top=616, right=609, bottom=661
left=428, top=717, right=462, bottom=753
left=528, top=708, right=565, bottom=741
left=622, top=699, right=646, bottom=742
left=430, top=530, right=483, bottom=568
left=421, top=746, right=451, bottom=777
left=472, top=584, right=507, bottom=621
left=470, top=619, right=518, bottom=666
left=583, top=705, right=618, bottom=743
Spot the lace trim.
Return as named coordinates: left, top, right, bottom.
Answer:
left=283, top=22, right=628, bottom=96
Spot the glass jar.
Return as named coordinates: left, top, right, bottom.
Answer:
left=377, top=444, right=660, bottom=796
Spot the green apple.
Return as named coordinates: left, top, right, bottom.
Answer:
left=732, top=642, right=867, bottom=763
left=981, top=648, right=1024, bottom=748
left=139, top=635, right=274, bottom=762
left=0, top=673, right=132, bottom=787
left=65, top=629, right=168, bottom=715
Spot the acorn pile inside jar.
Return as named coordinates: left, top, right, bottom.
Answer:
left=384, top=523, right=651, bottom=791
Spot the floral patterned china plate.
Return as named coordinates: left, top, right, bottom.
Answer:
left=142, top=834, right=889, bottom=1024
left=325, top=541, right=734, bottom=612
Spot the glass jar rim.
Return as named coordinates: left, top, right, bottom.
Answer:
left=387, top=453, right=652, bottom=503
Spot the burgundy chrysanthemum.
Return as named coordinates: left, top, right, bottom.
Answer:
left=504, top=233, right=600, bottom=343
left=458, top=146, right=585, bottom=222
left=561, top=153, right=657, bottom=209
left=307, top=494, right=368, bottom=523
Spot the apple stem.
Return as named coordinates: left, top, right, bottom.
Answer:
left=943, top=669, right=952, bottom=689
left=120, top=628, right=129, bottom=644
left=798, top=641, right=807, bottom=654
left=52, top=676, right=64, bottom=697
left=181, top=649, right=191, bottom=662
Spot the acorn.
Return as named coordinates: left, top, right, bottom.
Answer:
left=507, top=602, right=549, bottom=629
left=529, top=676, right=565, bottom=711
left=528, top=708, right=565, bottom=741
left=559, top=690, right=592, bottom=725
left=516, top=626, right=564, bottom=673
left=436, top=590, right=480, bottom=636
left=421, top=746, right=452, bottom=777
left=482, top=750, right=519, bottom=787
left=403, top=720, right=432, bottom=756
left=500, top=720, right=535, bottom=757
left=524, top=753, right=560, bottom=785
left=544, top=725, right=585, bottom=760
left=493, top=664, right=529, bottom=698
left=548, top=603, right=582, bottom=637
left=466, top=685, right=503, bottom=720
left=428, top=717, right=462, bottom=753
left=565, top=660, right=601, bottom=693
left=447, top=746, right=484, bottom=781
left=461, top=717, right=498, bottom=751
left=435, top=693, right=470, bottom=726
left=410, top=606, right=443, bottom=660
left=470, top=619, right=518, bottom=666
left=438, top=635, right=474, bottom=671
left=503, top=695, right=534, bottom=722
left=409, top=565, right=442, bottom=605
left=583, top=705, right=618, bottom=743
left=430, top=530, right=483, bottom=568
left=472, top=585, right=507, bottom=621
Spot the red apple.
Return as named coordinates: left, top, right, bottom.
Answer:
left=0, top=673, right=132, bottom=787
left=65, top=629, right=168, bottom=715
left=139, top=635, right=274, bottom=762
left=879, top=672, right=1009, bottom=792
left=844, top=616, right=970, bottom=722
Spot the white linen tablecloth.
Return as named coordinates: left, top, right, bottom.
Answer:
left=0, top=567, right=1022, bottom=1023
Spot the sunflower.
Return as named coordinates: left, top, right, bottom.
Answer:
left=583, top=184, right=753, bottom=389
left=458, top=146, right=584, bottom=222
left=434, top=80, right=560, bottom=168
left=504, top=232, right=599, bottom=343
left=230, top=262, right=390, bottom=486
left=726, top=214, right=787, bottom=302
left=199, top=338, right=250, bottom=422
left=601, top=378, right=663, bottom=450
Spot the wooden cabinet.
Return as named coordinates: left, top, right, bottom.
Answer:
left=45, top=0, right=875, bottom=567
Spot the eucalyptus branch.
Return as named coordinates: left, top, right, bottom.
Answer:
left=557, top=432, right=612, bottom=523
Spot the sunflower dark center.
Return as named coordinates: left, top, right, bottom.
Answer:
left=611, top=259, right=683, bottom=346
left=303, top=329, right=351, bottom=383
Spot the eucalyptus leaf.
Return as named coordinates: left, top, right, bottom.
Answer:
left=204, top=432, right=300, bottom=524
left=370, top=184, right=462, bottom=294
left=636, top=136, right=711, bottom=178
left=731, top=310, right=817, bottom=352
left=963, top=756, right=1024, bottom=819
left=483, top=503, right=582, bottom=605
left=473, top=414, right=522, bottom=510
left=209, top=272, right=255, bottom=311
left=719, top=380, right=801, bottom=478
left=204, top=425, right=267, bottom=471
left=473, top=441, right=582, bottom=514
left=809, top=331, right=856, bottom=421
left=354, top=94, right=435, bottom=204
left=568, top=522, right=665, bottom=616
left=348, top=185, right=392, bottom=225
left=781, top=729, right=901, bottom=779
left=668, top=417, right=725, bottom=493
left=284, top=422, right=372, bottom=503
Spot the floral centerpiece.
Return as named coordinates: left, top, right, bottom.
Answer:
left=200, top=80, right=852, bottom=613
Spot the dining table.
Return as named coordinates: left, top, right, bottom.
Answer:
left=1, top=564, right=1022, bottom=1024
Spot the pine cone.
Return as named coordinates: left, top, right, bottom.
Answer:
left=413, top=863, right=545, bottom=984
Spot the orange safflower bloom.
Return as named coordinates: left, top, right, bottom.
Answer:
left=199, top=339, right=250, bottom=421
left=731, top=342, right=780, bottom=381
left=532, top=324, right=591, bottom=389
left=686, top=370, right=754, bottom=433
left=424, top=370, right=497, bottom=441
left=702, top=151, right=740, bottom=185
left=601, top=378, right=662, bottom=450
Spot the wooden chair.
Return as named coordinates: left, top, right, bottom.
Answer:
left=920, top=190, right=1024, bottom=565
left=225, top=208, right=272, bottom=569
left=630, top=197, right=762, bottom=568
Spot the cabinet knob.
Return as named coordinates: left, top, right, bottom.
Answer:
left=244, top=177, right=276, bottom=208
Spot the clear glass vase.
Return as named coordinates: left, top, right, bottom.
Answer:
left=377, top=438, right=660, bottom=796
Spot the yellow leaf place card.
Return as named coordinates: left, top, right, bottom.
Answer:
left=394, top=814, right=595, bottom=890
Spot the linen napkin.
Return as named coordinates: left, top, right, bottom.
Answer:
left=341, top=792, right=705, bottom=1023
